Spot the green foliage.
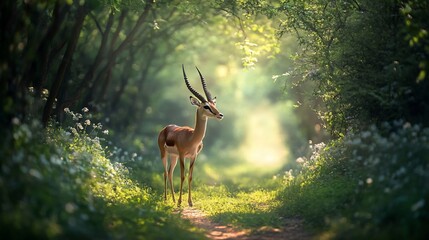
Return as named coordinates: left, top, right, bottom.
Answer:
left=277, top=121, right=429, bottom=239
left=402, top=0, right=429, bottom=83
left=276, top=0, right=429, bottom=136
left=0, top=112, right=204, bottom=239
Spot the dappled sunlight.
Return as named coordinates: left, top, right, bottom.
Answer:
left=238, top=104, right=288, bottom=172
left=202, top=164, right=222, bottom=183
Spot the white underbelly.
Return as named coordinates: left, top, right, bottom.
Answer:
left=164, top=144, right=199, bottom=158
left=165, top=145, right=179, bottom=156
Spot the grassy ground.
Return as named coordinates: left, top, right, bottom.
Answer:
left=193, top=182, right=281, bottom=230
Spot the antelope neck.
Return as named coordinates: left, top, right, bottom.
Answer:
left=191, top=108, right=208, bottom=144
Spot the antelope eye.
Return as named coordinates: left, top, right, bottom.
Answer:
left=203, top=106, right=210, bottom=110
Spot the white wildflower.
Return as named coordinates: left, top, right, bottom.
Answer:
left=70, top=127, right=78, bottom=135
left=85, top=119, right=91, bottom=126
left=12, top=117, right=20, bottom=125
left=50, top=156, right=62, bottom=165
left=366, top=178, right=373, bottom=185
left=403, top=122, right=411, bottom=129
left=82, top=107, right=89, bottom=113
left=283, top=169, right=294, bottom=182
left=296, top=157, right=306, bottom=164
left=29, top=169, right=43, bottom=180
left=411, top=199, right=425, bottom=211
left=65, top=202, right=77, bottom=213
left=41, top=88, right=49, bottom=96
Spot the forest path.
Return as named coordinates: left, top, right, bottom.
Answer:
left=180, top=207, right=312, bottom=240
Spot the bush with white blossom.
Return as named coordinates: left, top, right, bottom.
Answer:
left=278, top=120, right=429, bottom=239
left=0, top=108, right=202, bottom=239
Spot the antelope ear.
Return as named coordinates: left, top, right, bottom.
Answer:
left=211, top=97, right=217, bottom=104
left=189, top=96, right=202, bottom=106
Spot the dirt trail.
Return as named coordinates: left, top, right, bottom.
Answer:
left=180, top=207, right=312, bottom=240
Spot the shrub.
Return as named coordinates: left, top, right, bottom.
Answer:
left=278, top=121, right=429, bottom=239
left=0, top=109, right=203, bottom=239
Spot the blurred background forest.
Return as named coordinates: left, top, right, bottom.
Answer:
left=1, top=0, right=326, bottom=182
left=1, top=0, right=428, bottom=239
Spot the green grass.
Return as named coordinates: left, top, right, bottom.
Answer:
left=193, top=184, right=281, bottom=229
left=277, top=174, right=355, bottom=227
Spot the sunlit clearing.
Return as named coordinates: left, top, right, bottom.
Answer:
left=238, top=104, right=288, bottom=172
left=216, top=65, right=229, bottom=78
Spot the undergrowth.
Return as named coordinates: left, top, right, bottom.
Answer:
left=4, top=105, right=428, bottom=240
left=0, top=108, right=204, bottom=239
left=277, top=121, right=429, bottom=239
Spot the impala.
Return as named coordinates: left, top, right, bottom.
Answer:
left=157, top=65, right=224, bottom=207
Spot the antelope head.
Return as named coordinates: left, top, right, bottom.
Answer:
left=182, top=64, right=224, bottom=120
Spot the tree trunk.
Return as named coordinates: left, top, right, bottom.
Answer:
left=25, top=2, right=69, bottom=93
left=42, top=6, right=88, bottom=126
left=109, top=48, right=134, bottom=110
left=92, top=1, right=153, bottom=103
left=58, top=9, right=116, bottom=111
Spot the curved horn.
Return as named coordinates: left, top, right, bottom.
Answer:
left=195, top=66, right=213, bottom=102
left=182, top=64, right=206, bottom=102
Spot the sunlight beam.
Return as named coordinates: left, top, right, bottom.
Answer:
left=238, top=105, right=288, bottom=171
